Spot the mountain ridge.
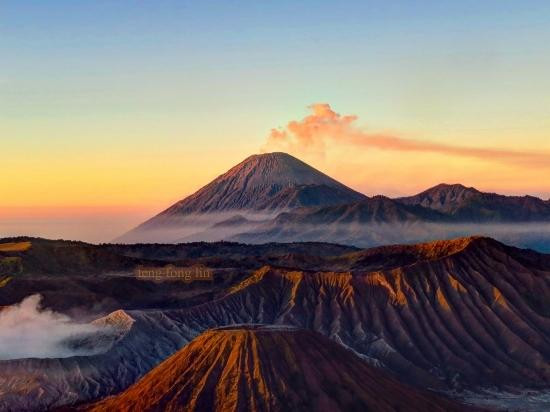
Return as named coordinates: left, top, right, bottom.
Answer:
left=116, top=153, right=550, bottom=246
left=398, top=183, right=550, bottom=221
left=1, top=236, right=549, bottom=411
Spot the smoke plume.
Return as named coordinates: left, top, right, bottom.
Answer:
left=263, top=103, right=550, bottom=167
left=0, top=294, right=110, bottom=360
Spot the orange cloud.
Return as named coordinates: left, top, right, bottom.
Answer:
left=263, top=103, right=550, bottom=167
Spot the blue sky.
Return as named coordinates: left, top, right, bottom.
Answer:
left=4, top=1, right=549, bottom=132
left=2, top=1, right=550, bottom=241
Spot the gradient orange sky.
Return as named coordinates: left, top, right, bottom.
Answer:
left=2, top=1, right=550, bottom=242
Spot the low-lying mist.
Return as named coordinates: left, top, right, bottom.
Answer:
left=120, top=210, right=550, bottom=253
left=232, top=221, right=550, bottom=252
left=123, top=211, right=276, bottom=243
left=0, top=294, right=112, bottom=360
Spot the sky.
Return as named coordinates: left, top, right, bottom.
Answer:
left=1, top=1, right=550, bottom=242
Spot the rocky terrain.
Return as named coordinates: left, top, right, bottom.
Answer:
left=0, top=236, right=548, bottom=410
left=84, top=326, right=471, bottom=412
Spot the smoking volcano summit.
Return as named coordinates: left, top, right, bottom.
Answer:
left=117, top=152, right=550, bottom=251
left=117, top=152, right=366, bottom=243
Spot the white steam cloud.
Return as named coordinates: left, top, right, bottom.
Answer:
left=0, top=294, right=111, bottom=360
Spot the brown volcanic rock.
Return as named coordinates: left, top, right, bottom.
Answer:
left=87, top=326, right=468, bottom=412
left=1, top=237, right=549, bottom=411
left=162, top=236, right=550, bottom=390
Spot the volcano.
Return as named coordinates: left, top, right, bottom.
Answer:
left=86, top=326, right=470, bottom=412
left=117, top=153, right=550, bottom=248
left=117, top=152, right=366, bottom=243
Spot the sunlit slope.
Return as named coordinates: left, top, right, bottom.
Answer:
left=88, top=326, right=469, bottom=412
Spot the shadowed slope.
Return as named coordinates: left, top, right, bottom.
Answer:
left=398, top=183, right=550, bottom=221
left=151, top=152, right=365, bottom=215
left=87, top=326, right=470, bottom=412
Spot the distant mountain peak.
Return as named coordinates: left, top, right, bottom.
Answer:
left=397, top=182, right=550, bottom=223
left=421, top=183, right=480, bottom=194
left=397, top=183, right=481, bottom=213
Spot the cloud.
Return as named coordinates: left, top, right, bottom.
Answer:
left=0, top=294, right=111, bottom=360
left=263, top=103, right=550, bottom=167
